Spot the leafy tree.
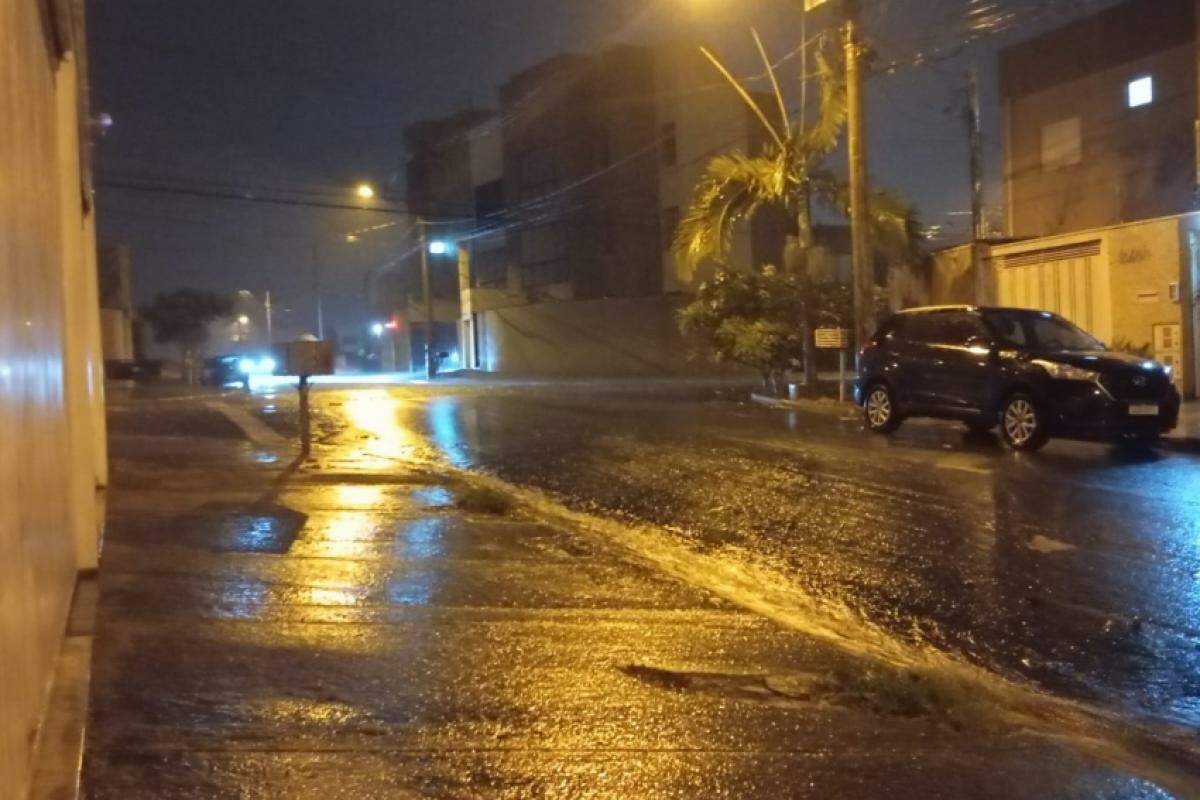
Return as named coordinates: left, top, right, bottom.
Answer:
left=673, top=32, right=922, bottom=393
left=140, top=289, right=233, bottom=379
left=679, top=264, right=852, bottom=394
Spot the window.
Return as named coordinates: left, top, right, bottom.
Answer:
left=660, top=122, right=677, bottom=167
left=661, top=206, right=680, bottom=252
left=1041, top=117, right=1081, bottom=170
left=1127, top=75, right=1154, bottom=108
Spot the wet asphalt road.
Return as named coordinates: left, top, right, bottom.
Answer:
left=282, top=382, right=1200, bottom=733
left=85, top=385, right=1200, bottom=797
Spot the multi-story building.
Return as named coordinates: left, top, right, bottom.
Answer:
left=1001, top=0, right=1197, bottom=237
left=373, top=110, right=490, bottom=372
left=456, top=44, right=788, bottom=375
left=925, top=0, right=1200, bottom=398
left=2, top=0, right=107, bottom=794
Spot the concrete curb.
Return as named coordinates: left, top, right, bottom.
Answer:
left=750, top=393, right=861, bottom=420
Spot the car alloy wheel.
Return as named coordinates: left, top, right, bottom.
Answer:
left=865, top=385, right=897, bottom=432
left=1001, top=394, right=1046, bottom=451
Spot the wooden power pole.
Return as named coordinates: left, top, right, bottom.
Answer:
left=843, top=0, right=874, bottom=354
left=966, top=64, right=989, bottom=304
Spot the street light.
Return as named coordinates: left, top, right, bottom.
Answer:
left=428, top=240, right=450, bottom=255
left=355, top=183, right=376, bottom=201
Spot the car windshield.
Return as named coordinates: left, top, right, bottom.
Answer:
left=982, top=310, right=1103, bottom=352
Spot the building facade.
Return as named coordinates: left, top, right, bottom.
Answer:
left=455, top=44, right=786, bottom=376
left=2, top=0, right=106, bottom=795
left=1001, top=0, right=1198, bottom=238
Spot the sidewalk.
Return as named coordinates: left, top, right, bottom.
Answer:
left=80, top=394, right=1159, bottom=798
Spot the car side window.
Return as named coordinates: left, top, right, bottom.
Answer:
left=906, top=313, right=947, bottom=344
left=942, top=312, right=989, bottom=346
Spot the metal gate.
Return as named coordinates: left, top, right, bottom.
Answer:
left=995, top=240, right=1107, bottom=339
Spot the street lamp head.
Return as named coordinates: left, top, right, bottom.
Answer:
left=355, top=183, right=376, bottom=201
left=428, top=240, right=450, bottom=255
left=370, top=322, right=385, bottom=337
left=237, top=315, right=250, bottom=325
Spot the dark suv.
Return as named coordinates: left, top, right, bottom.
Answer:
left=855, top=306, right=1180, bottom=450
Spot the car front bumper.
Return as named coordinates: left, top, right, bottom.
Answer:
left=1043, top=382, right=1180, bottom=438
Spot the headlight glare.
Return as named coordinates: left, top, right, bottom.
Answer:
left=1033, top=359, right=1098, bottom=381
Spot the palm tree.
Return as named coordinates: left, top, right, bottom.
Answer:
left=672, top=32, right=922, bottom=393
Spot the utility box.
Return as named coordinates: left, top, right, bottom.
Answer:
left=282, top=340, right=335, bottom=376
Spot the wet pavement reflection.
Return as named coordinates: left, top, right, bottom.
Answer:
left=377, top=387, right=1200, bottom=732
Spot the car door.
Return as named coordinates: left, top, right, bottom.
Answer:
left=890, top=313, right=940, bottom=408
left=926, top=312, right=996, bottom=413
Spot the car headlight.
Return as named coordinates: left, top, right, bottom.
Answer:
left=237, top=358, right=256, bottom=374
left=259, top=357, right=277, bottom=374
left=1033, top=359, right=1098, bottom=381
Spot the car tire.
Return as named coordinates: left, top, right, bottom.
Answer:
left=1000, top=392, right=1048, bottom=451
left=964, top=418, right=995, bottom=434
left=864, top=383, right=901, bottom=434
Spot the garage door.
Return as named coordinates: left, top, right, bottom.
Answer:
left=996, top=240, right=1108, bottom=338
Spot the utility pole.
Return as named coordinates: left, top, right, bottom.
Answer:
left=965, top=64, right=989, bottom=304
left=312, top=241, right=325, bottom=340
left=264, top=290, right=273, bottom=345
left=844, top=0, right=874, bottom=354
left=418, top=220, right=435, bottom=380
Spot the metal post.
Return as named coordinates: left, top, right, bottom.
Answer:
left=844, top=1, right=874, bottom=358
left=838, top=349, right=846, bottom=403
left=419, top=220, right=435, bottom=380
left=298, top=375, right=311, bottom=458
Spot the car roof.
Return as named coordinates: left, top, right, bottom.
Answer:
left=895, top=305, right=1056, bottom=316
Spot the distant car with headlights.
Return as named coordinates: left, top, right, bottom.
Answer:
left=855, top=306, right=1180, bottom=451
left=201, top=354, right=277, bottom=388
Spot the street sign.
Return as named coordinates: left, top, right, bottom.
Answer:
left=815, top=328, right=850, bottom=350
left=282, top=340, right=335, bottom=376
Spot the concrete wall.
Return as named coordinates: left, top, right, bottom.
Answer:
left=1, top=1, right=103, bottom=795
left=472, top=295, right=731, bottom=377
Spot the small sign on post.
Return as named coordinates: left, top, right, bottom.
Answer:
left=281, top=340, right=335, bottom=458
left=815, top=328, right=852, bottom=403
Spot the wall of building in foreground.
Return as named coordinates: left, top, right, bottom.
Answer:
left=470, top=295, right=741, bottom=377
left=1, top=1, right=104, bottom=796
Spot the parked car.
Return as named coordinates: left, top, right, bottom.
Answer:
left=855, top=305, right=1181, bottom=451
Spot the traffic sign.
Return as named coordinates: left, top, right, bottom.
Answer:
left=815, top=328, right=850, bottom=349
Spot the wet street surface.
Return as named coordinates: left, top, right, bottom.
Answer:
left=83, top=385, right=1200, bottom=797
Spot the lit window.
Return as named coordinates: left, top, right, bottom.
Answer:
left=1128, top=76, right=1154, bottom=108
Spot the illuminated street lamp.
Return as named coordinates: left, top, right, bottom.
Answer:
left=355, top=183, right=376, bottom=201
left=428, top=240, right=450, bottom=255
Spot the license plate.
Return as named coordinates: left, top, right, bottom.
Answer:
left=1128, top=404, right=1159, bottom=416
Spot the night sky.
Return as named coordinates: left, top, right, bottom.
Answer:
left=87, top=0, right=1119, bottom=343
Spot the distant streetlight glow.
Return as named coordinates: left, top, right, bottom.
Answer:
left=370, top=322, right=385, bottom=337
left=237, top=315, right=250, bottom=325
left=355, top=183, right=376, bottom=200
left=428, top=240, right=449, bottom=255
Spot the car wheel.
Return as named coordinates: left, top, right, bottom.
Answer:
left=1000, top=393, right=1048, bottom=451
left=864, top=383, right=900, bottom=433
left=964, top=418, right=995, bottom=434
